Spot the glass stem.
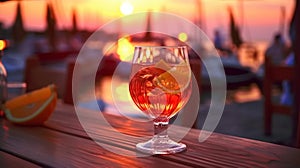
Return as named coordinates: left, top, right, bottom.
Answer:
left=153, top=118, right=169, bottom=138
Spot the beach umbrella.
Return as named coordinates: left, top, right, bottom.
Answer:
left=289, top=0, right=299, bottom=47
left=71, top=8, right=78, bottom=35
left=228, top=6, right=243, bottom=49
left=11, top=2, right=26, bottom=46
left=144, top=11, right=152, bottom=41
left=46, top=2, right=57, bottom=51
left=130, top=12, right=165, bottom=45
left=292, top=0, right=300, bottom=147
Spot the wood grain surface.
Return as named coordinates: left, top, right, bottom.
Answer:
left=1, top=102, right=300, bottom=167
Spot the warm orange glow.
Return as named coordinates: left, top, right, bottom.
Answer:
left=0, top=40, right=6, bottom=50
left=0, top=0, right=294, bottom=41
left=117, top=37, right=134, bottom=62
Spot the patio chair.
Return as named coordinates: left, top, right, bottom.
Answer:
left=24, top=51, right=78, bottom=104
left=264, top=56, right=294, bottom=135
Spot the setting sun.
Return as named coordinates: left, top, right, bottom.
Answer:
left=120, top=1, right=134, bottom=15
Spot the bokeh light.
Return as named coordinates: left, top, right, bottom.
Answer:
left=0, top=40, right=7, bottom=50
left=178, top=32, right=188, bottom=42
left=117, top=37, right=134, bottom=62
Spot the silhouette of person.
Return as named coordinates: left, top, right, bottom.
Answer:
left=214, top=30, right=224, bottom=50
left=213, top=29, right=232, bottom=55
left=265, top=33, right=288, bottom=65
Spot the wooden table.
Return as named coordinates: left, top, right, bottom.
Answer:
left=1, top=102, right=300, bottom=167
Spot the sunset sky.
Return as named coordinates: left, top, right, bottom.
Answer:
left=0, top=0, right=295, bottom=42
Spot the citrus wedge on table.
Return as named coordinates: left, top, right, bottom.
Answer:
left=4, top=84, right=57, bottom=126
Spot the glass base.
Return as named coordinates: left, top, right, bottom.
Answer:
left=136, top=136, right=186, bottom=155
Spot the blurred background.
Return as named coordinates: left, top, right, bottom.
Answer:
left=0, top=0, right=298, bottom=147
left=0, top=0, right=295, bottom=96
left=0, top=0, right=294, bottom=40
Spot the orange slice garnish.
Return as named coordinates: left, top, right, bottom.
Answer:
left=4, top=84, right=57, bottom=126
left=154, top=60, right=191, bottom=93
